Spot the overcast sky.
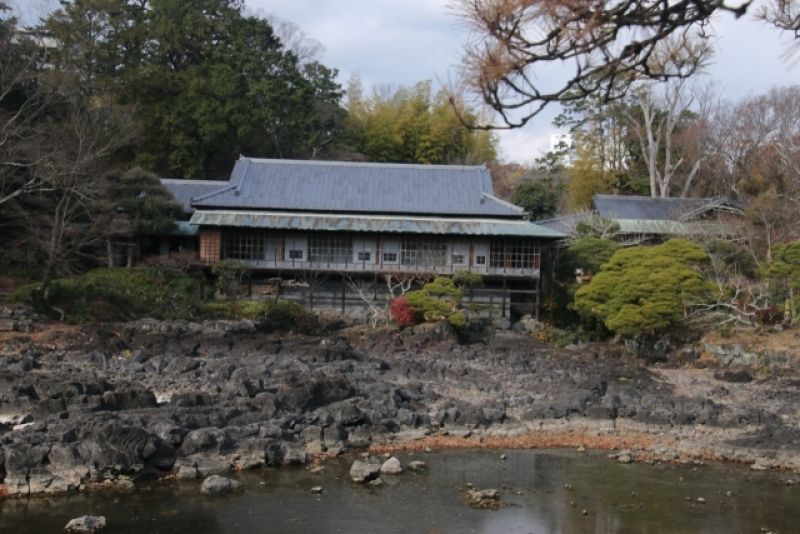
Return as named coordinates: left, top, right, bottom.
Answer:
left=12, top=0, right=800, bottom=164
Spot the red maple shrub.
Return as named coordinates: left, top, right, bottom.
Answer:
left=390, top=296, right=417, bottom=326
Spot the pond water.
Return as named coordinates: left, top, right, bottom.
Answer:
left=1, top=449, right=797, bottom=533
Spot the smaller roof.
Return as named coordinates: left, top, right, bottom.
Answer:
left=161, top=178, right=228, bottom=214
left=190, top=210, right=564, bottom=238
left=167, top=221, right=200, bottom=237
left=592, top=195, right=735, bottom=221
left=536, top=213, right=590, bottom=234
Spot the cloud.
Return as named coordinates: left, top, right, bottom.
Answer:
left=496, top=128, right=558, bottom=166
left=14, top=0, right=798, bottom=164
left=248, top=0, right=460, bottom=87
left=248, top=1, right=799, bottom=164
left=707, top=12, right=799, bottom=99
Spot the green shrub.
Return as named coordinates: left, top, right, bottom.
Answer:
left=7, top=283, right=37, bottom=304
left=511, top=180, right=559, bottom=220
left=0, top=249, right=45, bottom=280
left=9, top=268, right=208, bottom=323
left=406, top=276, right=466, bottom=329
left=761, top=240, right=800, bottom=321
left=573, top=239, right=712, bottom=337
left=452, top=270, right=483, bottom=288
left=762, top=241, right=800, bottom=289
left=260, top=300, right=320, bottom=334
left=211, top=259, right=250, bottom=302
left=162, top=292, right=319, bottom=332
left=544, top=238, right=619, bottom=330
left=706, top=239, right=759, bottom=279
left=559, top=237, right=619, bottom=278
left=201, top=300, right=270, bottom=320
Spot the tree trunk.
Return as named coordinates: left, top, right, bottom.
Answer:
left=106, top=240, right=114, bottom=268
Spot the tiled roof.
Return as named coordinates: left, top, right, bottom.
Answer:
left=191, top=157, right=524, bottom=217
left=592, top=195, right=734, bottom=221
left=160, top=178, right=228, bottom=214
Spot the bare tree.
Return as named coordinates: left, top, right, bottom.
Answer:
left=384, top=273, right=431, bottom=298
left=0, top=12, right=53, bottom=207
left=760, top=0, right=800, bottom=37
left=452, top=0, right=796, bottom=127
left=690, top=276, right=774, bottom=328
left=345, top=276, right=387, bottom=327
left=563, top=212, right=620, bottom=242
left=706, top=86, right=800, bottom=199
left=11, top=94, right=133, bottom=306
left=628, top=79, right=715, bottom=198
left=266, top=15, right=323, bottom=65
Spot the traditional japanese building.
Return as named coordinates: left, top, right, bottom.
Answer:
left=162, top=157, right=564, bottom=317
left=538, top=194, right=742, bottom=244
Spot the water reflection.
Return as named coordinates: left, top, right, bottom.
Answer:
left=0, top=450, right=795, bottom=533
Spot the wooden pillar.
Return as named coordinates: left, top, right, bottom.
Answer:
left=501, top=278, right=507, bottom=318
left=341, top=273, right=346, bottom=314
left=469, top=242, right=474, bottom=270
left=309, top=274, right=315, bottom=310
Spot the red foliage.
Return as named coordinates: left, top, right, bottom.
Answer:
left=390, top=296, right=417, bottom=326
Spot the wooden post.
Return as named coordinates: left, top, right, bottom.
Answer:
left=341, top=273, right=346, bottom=313
left=469, top=242, right=474, bottom=270
left=309, top=274, right=314, bottom=310
left=501, top=278, right=507, bottom=318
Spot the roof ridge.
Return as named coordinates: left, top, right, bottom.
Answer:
left=481, top=192, right=524, bottom=213
left=595, top=194, right=721, bottom=202
left=190, top=184, right=237, bottom=203
left=160, top=178, right=228, bottom=185
left=234, top=157, right=251, bottom=194
left=239, top=155, right=487, bottom=172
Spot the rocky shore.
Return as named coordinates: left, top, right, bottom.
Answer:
left=1, top=319, right=798, bottom=496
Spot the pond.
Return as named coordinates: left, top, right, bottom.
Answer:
left=1, top=449, right=796, bottom=533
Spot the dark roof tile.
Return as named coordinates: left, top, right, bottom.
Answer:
left=192, top=157, right=523, bottom=217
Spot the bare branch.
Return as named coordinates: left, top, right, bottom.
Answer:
left=452, top=0, right=760, bottom=128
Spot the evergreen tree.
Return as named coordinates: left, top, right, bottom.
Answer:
left=46, top=0, right=345, bottom=179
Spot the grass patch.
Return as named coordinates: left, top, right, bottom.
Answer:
left=200, top=300, right=270, bottom=320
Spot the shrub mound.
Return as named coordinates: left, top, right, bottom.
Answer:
left=573, top=239, right=711, bottom=337
left=9, top=268, right=207, bottom=323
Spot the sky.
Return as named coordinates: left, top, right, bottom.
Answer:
left=11, top=0, right=800, bottom=164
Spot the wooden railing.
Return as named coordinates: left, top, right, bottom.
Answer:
left=241, top=257, right=541, bottom=278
